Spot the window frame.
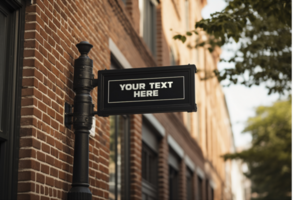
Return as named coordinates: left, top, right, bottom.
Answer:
left=168, top=147, right=181, bottom=200
left=108, top=55, right=131, bottom=200
left=139, top=0, right=158, bottom=57
left=186, top=166, right=193, bottom=200
left=109, top=114, right=131, bottom=200
left=197, top=176, right=203, bottom=200
left=141, top=116, right=163, bottom=200
left=169, top=165, right=179, bottom=200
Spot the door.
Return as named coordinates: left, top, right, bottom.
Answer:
left=0, top=1, right=25, bottom=199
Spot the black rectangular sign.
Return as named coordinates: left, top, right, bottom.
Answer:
left=97, top=65, right=197, bottom=116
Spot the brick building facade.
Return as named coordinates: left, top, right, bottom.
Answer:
left=0, top=0, right=235, bottom=199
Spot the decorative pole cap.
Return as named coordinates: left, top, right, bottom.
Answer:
left=76, top=41, right=93, bottom=57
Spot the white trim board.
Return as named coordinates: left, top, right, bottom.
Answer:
left=143, top=114, right=165, bottom=137
left=168, top=135, right=184, bottom=158
left=197, top=167, right=205, bottom=179
left=210, top=180, right=216, bottom=189
left=109, top=38, right=132, bottom=69
left=185, top=155, right=195, bottom=171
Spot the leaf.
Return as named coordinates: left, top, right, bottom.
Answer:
left=186, top=31, right=192, bottom=36
left=173, top=34, right=182, bottom=40
left=181, top=36, right=186, bottom=43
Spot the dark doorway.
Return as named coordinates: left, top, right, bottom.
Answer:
left=0, top=1, right=26, bottom=199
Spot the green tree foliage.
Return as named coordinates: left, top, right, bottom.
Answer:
left=173, top=0, right=291, bottom=95
left=223, top=98, right=291, bottom=200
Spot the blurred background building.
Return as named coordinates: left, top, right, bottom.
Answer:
left=1, top=0, right=247, bottom=199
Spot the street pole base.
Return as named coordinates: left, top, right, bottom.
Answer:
left=67, top=186, right=92, bottom=200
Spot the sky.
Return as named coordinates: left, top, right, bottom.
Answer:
left=201, top=0, right=284, bottom=148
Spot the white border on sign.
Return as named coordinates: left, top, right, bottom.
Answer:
left=108, top=76, right=185, bottom=103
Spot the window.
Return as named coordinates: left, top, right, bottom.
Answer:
left=139, top=0, right=157, bottom=56
left=197, top=177, right=203, bottom=200
left=142, top=118, right=160, bottom=200
left=168, top=147, right=180, bottom=200
left=142, top=142, right=158, bottom=200
left=186, top=167, right=193, bottom=200
left=169, top=166, right=179, bottom=200
left=109, top=115, right=130, bottom=200
left=142, top=142, right=158, bottom=186
left=205, top=180, right=210, bottom=200
left=109, top=57, right=130, bottom=200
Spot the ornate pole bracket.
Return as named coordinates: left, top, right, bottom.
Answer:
left=66, top=41, right=98, bottom=200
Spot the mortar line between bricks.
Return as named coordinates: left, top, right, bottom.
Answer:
left=19, top=137, right=40, bottom=142
left=23, top=52, right=43, bottom=60
left=21, top=115, right=38, bottom=120
left=17, top=191, right=38, bottom=195
left=23, top=56, right=38, bottom=60
left=24, top=29, right=38, bottom=33
left=28, top=136, right=76, bottom=164
left=20, top=120, right=74, bottom=152
left=20, top=125, right=37, bottom=129
left=22, top=67, right=35, bottom=70
left=23, top=39, right=35, bottom=42
left=17, top=180, right=37, bottom=184
left=38, top=167, right=74, bottom=183
left=22, top=86, right=35, bottom=90
left=20, top=105, right=35, bottom=108
left=20, top=182, right=68, bottom=194
left=22, top=76, right=38, bottom=79
left=25, top=20, right=38, bottom=23
left=24, top=47, right=36, bottom=50
left=17, top=168, right=37, bottom=173
left=19, top=155, right=74, bottom=178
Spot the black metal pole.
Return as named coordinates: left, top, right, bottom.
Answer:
left=67, top=41, right=95, bottom=200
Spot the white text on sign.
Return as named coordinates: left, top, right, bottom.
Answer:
left=119, top=81, right=173, bottom=98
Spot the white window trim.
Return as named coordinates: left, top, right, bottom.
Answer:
left=139, top=0, right=144, bottom=36
left=185, top=155, right=195, bottom=171
left=210, top=180, right=216, bottom=189
left=149, top=0, right=158, bottom=6
left=139, top=0, right=159, bottom=37
left=143, top=114, right=165, bottom=137
left=197, top=167, right=205, bottom=179
left=109, top=38, right=132, bottom=69
left=168, top=135, right=184, bottom=158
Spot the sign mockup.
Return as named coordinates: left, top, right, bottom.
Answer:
left=97, top=65, right=197, bottom=116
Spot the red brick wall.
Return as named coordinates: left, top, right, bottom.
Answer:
left=19, top=0, right=111, bottom=199
left=129, top=114, right=142, bottom=200
left=125, top=0, right=140, bottom=33
left=158, top=135, right=169, bottom=200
